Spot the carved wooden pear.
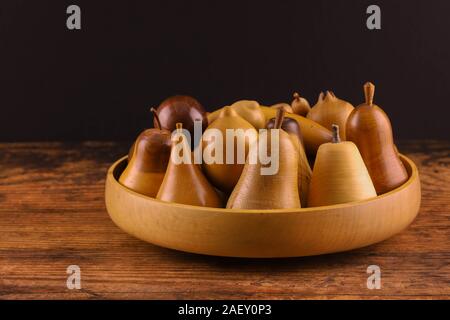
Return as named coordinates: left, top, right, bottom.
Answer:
left=227, top=108, right=301, bottom=209
left=156, top=123, right=222, bottom=207
left=230, top=100, right=266, bottom=129
left=307, top=125, right=377, bottom=207
left=291, top=92, right=311, bottom=116
left=206, top=100, right=265, bottom=129
left=307, top=91, right=354, bottom=140
left=346, top=82, right=408, bottom=194
left=202, top=107, right=258, bottom=193
left=119, top=128, right=171, bottom=197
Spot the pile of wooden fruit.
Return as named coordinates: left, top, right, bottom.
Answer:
left=119, top=82, right=408, bottom=209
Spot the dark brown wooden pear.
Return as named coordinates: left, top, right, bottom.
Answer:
left=153, top=95, right=207, bottom=146
left=346, top=82, right=408, bottom=194
left=156, top=123, right=222, bottom=207
left=119, top=127, right=171, bottom=197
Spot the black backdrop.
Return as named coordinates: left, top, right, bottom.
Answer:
left=1, top=0, right=449, bottom=141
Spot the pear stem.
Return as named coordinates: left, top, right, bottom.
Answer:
left=293, top=92, right=300, bottom=101
left=364, top=82, right=375, bottom=106
left=332, top=124, right=341, bottom=143
left=274, top=107, right=285, bottom=129
left=151, top=107, right=162, bottom=130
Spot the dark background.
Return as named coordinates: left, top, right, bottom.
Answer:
left=0, top=0, right=448, bottom=141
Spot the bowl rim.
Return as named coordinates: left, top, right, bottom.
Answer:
left=107, top=154, right=418, bottom=214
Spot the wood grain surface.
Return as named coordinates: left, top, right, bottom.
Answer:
left=0, top=140, right=449, bottom=300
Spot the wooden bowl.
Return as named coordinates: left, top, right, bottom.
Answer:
left=105, top=155, right=421, bottom=258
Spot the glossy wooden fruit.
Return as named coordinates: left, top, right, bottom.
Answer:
left=229, top=100, right=266, bottom=129
left=156, top=124, right=222, bottom=207
left=291, top=92, right=311, bottom=116
left=119, top=128, right=171, bottom=197
left=227, top=109, right=301, bottom=209
left=266, top=114, right=311, bottom=207
left=105, top=154, right=420, bottom=257
left=260, top=106, right=333, bottom=157
left=307, top=91, right=354, bottom=140
left=308, top=125, right=377, bottom=207
left=153, top=95, right=207, bottom=140
left=202, top=106, right=258, bottom=193
left=346, top=82, right=408, bottom=194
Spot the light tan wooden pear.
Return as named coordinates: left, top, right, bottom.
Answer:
left=307, top=91, right=354, bottom=140
left=266, top=112, right=311, bottom=207
left=202, top=107, right=258, bottom=193
left=156, top=123, right=222, bottom=207
left=230, top=100, right=266, bottom=129
left=307, top=125, right=377, bottom=207
left=226, top=108, right=301, bottom=209
left=206, top=100, right=265, bottom=129
left=291, top=92, right=311, bottom=116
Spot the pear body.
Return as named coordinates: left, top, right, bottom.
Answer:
left=227, top=130, right=301, bottom=209
left=230, top=100, right=266, bottom=129
left=202, top=107, right=258, bottom=193
left=346, top=104, right=408, bottom=194
left=157, top=133, right=222, bottom=207
left=119, top=129, right=171, bottom=197
left=307, top=91, right=354, bottom=140
left=291, top=93, right=311, bottom=116
left=308, top=141, right=377, bottom=207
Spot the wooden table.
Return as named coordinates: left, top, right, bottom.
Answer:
left=0, top=140, right=449, bottom=300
